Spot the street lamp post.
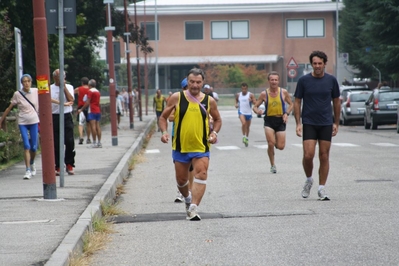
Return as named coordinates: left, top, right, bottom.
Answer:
left=124, top=0, right=134, bottom=129
left=372, top=65, right=382, bottom=84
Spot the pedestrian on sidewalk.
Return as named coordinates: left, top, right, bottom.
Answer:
left=116, top=90, right=123, bottom=129
left=253, top=71, right=293, bottom=174
left=74, top=77, right=91, bottom=145
left=159, top=68, right=222, bottom=221
left=0, top=74, right=39, bottom=180
left=293, top=51, right=340, bottom=200
left=78, top=79, right=102, bottom=148
left=121, top=88, right=129, bottom=116
left=50, top=69, right=76, bottom=175
left=235, top=82, right=256, bottom=147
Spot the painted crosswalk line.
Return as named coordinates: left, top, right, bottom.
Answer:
left=145, top=149, right=161, bottom=153
left=370, top=143, right=399, bottom=147
left=332, top=143, right=360, bottom=147
left=214, top=146, right=241, bottom=150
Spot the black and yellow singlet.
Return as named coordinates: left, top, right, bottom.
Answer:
left=173, top=91, right=211, bottom=153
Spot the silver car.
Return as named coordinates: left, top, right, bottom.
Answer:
left=340, top=90, right=372, bottom=125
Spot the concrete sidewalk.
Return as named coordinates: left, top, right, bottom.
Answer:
left=0, top=113, right=155, bottom=266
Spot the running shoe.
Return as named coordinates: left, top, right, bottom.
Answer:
left=243, top=137, right=248, bottom=147
left=270, top=165, right=277, bottom=174
left=174, top=191, right=184, bottom=203
left=97, top=142, right=102, bottom=148
left=301, top=179, right=313, bottom=198
left=78, top=138, right=84, bottom=145
left=23, top=170, right=32, bottom=180
left=66, top=164, right=75, bottom=175
left=30, top=163, right=36, bottom=176
left=86, top=139, right=91, bottom=144
left=186, top=205, right=201, bottom=221
left=318, top=188, right=330, bottom=201
left=55, top=167, right=60, bottom=176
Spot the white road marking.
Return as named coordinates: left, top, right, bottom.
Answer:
left=333, top=143, right=360, bottom=147
left=145, top=149, right=161, bottom=153
left=292, top=144, right=303, bottom=147
left=370, top=143, right=399, bottom=147
left=1, top=219, right=55, bottom=225
left=214, top=146, right=241, bottom=150
left=253, top=145, right=268, bottom=149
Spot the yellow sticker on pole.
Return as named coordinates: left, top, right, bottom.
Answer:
left=37, top=75, right=49, bottom=95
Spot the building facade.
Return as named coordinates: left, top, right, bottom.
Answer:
left=118, top=0, right=343, bottom=93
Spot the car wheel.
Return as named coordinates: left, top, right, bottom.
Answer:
left=371, top=117, right=378, bottom=130
left=342, top=116, right=349, bottom=126
left=364, top=115, right=371, bottom=129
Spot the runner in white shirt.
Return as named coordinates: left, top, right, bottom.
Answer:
left=235, top=82, right=256, bottom=147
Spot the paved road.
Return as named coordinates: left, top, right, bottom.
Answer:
left=91, top=108, right=399, bottom=266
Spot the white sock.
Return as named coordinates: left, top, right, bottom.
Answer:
left=318, top=185, right=325, bottom=191
left=189, top=203, right=197, bottom=212
left=184, top=191, right=192, bottom=204
left=307, top=177, right=313, bottom=182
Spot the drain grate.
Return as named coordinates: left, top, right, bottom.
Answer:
left=355, top=179, right=393, bottom=183
left=110, top=210, right=314, bottom=224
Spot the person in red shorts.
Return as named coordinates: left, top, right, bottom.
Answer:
left=78, top=79, right=102, bottom=148
left=74, top=77, right=91, bottom=144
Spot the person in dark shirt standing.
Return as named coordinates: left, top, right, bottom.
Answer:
left=293, top=51, right=340, bottom=201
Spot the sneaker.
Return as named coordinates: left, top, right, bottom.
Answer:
left=78, top=138, right=84, bottom=145
left=186, top=205, right=201, bottom=221
left=318, top=188, right=330, bottom=201
left=97, top=142, right=102, bottom=148
left=301, top=179, right=313, bottom=198
left=86, top=139, right=91, bottom=144
left=31, top=163, right=36, bottom=176
left=174, top=191, right=184, bottom=203
left=23, top=170, right=32, bottom=180
left=270, top=165, right=277, bottom=174
left=242, top=137, right=248, bottom=147
left=66, top=164, right=75, bottom=175
left=87, top=144, right=99, bottom=149
left=55, top=167, right=60, bottom=176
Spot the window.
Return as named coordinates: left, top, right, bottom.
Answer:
left=185, top=21, right=203, bottom=40
left=231, top=21, right=249, bottom=39
left=287, top=19, right=304, bottom=38
left=306, top=19, right=324, bottom=37
left=211, top=21, right=229, bottom=39
left=286, top=19, right=324, bottom=38
left=211, top=20, right=249, bottom=40
left=141, top=22, right=159, bottom=41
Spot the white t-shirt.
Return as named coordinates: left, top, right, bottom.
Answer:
left=50, top=83, right=74, bottom=114
left=238, top=92, right=253, bottom=115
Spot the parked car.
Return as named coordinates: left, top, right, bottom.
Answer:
left=364, top=88, right=399, bottom=129
left=340, top=91, right=372, bottom=125
left=339, top=85, right=369, bottom=104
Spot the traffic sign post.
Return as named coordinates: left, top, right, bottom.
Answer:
left=288, top=68, right=297, bottom=79
left=286, top=57, right=299, bottom=69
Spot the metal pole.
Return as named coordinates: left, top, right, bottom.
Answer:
left=124, top=0, right=134, bottom=129
left=144, top=0, right=148, bottom=116
left=134, top=0, right=142, bottom=121
left=335, top=0, right=340, bottom=83
left=155, top=0, right=159, bottom=92
left=58, top=0, right=66, bottom=187
left=372, top=65, right=381, bottom=84
left=32, top=0, right=57, bottom=199
left=105, top=1, right=118, bottom=145
left=14, top=28, right=23, bottom=92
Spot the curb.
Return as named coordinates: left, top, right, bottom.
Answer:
left=45, top=117, right=155, bottom=266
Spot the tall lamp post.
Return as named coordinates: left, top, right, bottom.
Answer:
left=133, top=0, right=142, bottom=121
left=124, top=0, right=134, bottom=129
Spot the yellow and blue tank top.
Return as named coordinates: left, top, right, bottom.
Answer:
left=265, top=87, right=286, bottom=116
left=154, top=95, right=165, bottom=112
left=172, top=91, right=211, bottom=153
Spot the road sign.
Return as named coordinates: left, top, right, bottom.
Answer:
left=286, top=57, right=298, bottom=69
left=288, top=68, right=297, bottom=78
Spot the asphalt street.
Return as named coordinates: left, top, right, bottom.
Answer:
left=90, top=107, right=399, bottom=266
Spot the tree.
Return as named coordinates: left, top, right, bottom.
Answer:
left=0, top=9, right=16, bottom=110
left=339, top=0, right=399, bottom=82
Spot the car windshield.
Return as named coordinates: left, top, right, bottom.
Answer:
left=351, top=92, right=371, bottom=102
left=379, top=91, right=399, bottom=101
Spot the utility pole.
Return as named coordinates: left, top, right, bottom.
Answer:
left=105, top=0, right=118, bottom=145
left=134, top=0, right=142, bottom=121
left=32, top=0, right=57, bottom=199
left=124, top=0, right=134, bottom=129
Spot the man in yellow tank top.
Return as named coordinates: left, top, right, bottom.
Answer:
left=253, top=71, right=293, bottom=174
left=153, top=89, right=166, bottom=132
left=159, top=68, right=222, bottom=221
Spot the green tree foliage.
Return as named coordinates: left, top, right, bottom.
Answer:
left=216, top=64, right=265, bottom=88
left=339, top=0, right=399, bottom=82
left=0, top=9, right=15, bottom=110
